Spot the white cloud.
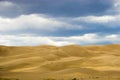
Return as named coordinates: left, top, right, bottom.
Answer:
left=72, top=14, right=120, bottom=28
left=105, top=34, right=120, bottom=43
left=74, top=15, right=116, bottom=23
left=0, top=33, right=119, bottom=46
left=0, top=14, right=82, bottom=32
left=0, top=34, right=74, bottom=46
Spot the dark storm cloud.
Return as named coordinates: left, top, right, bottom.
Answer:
left=1, top=0, right=113, bottom=17
left=0, top=0, right=23, bottom=17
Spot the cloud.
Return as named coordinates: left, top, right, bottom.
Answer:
left=106, top=34, right=120, bottom=43
left=0, top=14, right=83, bottom=32
left=0, top=0, right=119, bottom=46
left=109, top=0, right=120, bottom=14
left=0, top=1, right=16, bottom=9
left=0, top=1, right=22, bottom=17
left=0, top=33, right=119, bottom=46
left=74, top=15, right=116, bottom=23
left=4, top=0, right=112, bottom=17
left=73, top=14, right=120, bottom=28
left=0, top=13, right=119, bottom=35
left=70, top=0, right=120, bottom=26
left=0, top=34, right=74, bottom=46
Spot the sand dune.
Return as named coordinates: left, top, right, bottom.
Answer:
left=0, top=44, right=120, bottom=78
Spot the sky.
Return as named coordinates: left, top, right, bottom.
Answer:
left=0, top=0, right=120, bottom=46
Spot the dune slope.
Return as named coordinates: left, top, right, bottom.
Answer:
left=0, top=44, right=120, bottom=78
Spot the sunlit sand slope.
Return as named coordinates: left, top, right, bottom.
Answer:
left=0, top=44, right=120, bottom=77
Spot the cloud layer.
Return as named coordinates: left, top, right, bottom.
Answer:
left=0, top=13, right=120, bottom=32
left=0, top=33, right=119, bottom=46
left=0, top=14, right=82, bottom=32
left=0, top=0, right=120, bottom=46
